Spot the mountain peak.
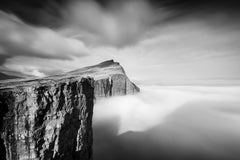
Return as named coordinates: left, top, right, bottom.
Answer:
left=97, top=59, right=120, bottom=67
left=67, top=60, right=125, bottom=80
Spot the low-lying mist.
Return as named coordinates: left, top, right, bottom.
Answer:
left=93, top=85, right=240, bottom=160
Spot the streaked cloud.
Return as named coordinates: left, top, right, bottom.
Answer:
left=0, top=11, right=90, bottom=61
left=0, top=0, right=240, bottom=83
left=61, top=0, right=171, bottom=47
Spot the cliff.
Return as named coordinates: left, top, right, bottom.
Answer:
left=67, top=60, right=140, bottom=98
left=0, top=77, right=94, bottom=160
left=0, top=60, right=139, bottom=160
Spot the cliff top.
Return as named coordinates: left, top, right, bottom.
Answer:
left=67, top=60, right=125, bottom=79
left=0, top=60, right=127, bottom=89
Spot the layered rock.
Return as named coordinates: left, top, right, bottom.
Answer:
left=0, top=60, right=139, bottom=160
left=67, top=60, right=140, bottom=98
left=0, top=77, right=94, bottom=160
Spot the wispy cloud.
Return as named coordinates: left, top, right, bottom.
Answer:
left=0, top=0, right=240, bottom=82
left=60, top=0, right=171, bottom=47
left=0, top=11, right=90, bottom=61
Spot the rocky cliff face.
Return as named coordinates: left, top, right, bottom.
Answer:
left=0, top=77, right=94, bottom=160
left=67, top=60, right=140, bottom=98
left=0, top=60, right=139, bottom=160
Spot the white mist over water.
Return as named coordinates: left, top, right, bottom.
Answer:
left=93, top=85, right=240, bottom=160
left=93, top=85, right=240, bottom=134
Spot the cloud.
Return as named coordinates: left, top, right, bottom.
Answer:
left=0, top=0, right=65, bottom=27
left=0, top=11, right=90, bottom=63
left=1, top=0, right=240, bottom=81
left=3, top=56, right=70, bottom=77
left=3, top=11, right=240, bottom=81
left=61, top=0, right=171, bottom=47
left=94, top=85, right=240, bottom=134
left=93, top=86, right=240, bottom=160
left=8, top=63, right=46, bottom=77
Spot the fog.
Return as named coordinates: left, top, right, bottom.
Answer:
left=93, top=85, right=240, bottom=160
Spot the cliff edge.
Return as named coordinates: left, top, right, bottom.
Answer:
left=67, top=60, right=140, bottom=98
left=0, top=60, right=139, bottom=160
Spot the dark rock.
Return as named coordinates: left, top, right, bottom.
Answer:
left=0, top=60, right=139, bottom=160
left=0, top=77, right=94, bottom=160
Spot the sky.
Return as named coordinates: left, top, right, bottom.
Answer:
left=0, top=0, right=240, bottom=84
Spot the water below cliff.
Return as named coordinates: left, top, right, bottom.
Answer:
left=93, top=85, right=240, bottom=160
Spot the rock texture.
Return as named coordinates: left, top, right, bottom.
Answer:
left=67, top=60, right=140, bottom=99
left=0, top=60, right=139, bottom=160
left=0, top=77, right=94, bottom=160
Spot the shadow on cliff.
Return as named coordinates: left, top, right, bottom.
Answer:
left=0, top=96, right=9, bottom=160
left=93, top=100, right=240, bottom=160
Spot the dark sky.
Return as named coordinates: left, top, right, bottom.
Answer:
left=1, top=0, right=240, bottom=27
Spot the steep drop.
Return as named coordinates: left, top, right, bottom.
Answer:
left=0, top=60, right=140, bottom=160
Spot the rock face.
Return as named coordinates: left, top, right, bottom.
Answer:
left=0, top=60, right=139, bottom=160
left=67, top=60, right=140, bottom=99
left=0, top=77, right=94, bottom=160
